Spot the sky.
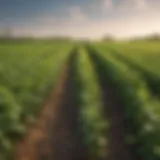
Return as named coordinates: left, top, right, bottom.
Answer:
left=0, top=0, right=160, bottom=39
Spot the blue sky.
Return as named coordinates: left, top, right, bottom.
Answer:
left=0, top=0, right=160, bottom=39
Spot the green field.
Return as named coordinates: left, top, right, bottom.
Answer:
left=89, top=42, right=160, bottom=159
left=0, top=40, right=73, bottom=159
left=0, top=40, right=160, bottom=160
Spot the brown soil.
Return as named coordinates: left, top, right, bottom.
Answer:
left=14, top=53, right=88, bottom=160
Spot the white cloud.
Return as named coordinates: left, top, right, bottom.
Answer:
left=8, top=1, right=160, bottom=39
left=67, top=6, right=87, bottom=22
left=135, top=0, right=148, bottom=9
left=13, top=10, right=160, bottom=39
left=119, top=0, right=148, bottom=11
left=102, top=0, right=113, bottom=9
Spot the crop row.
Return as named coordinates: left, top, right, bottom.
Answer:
left=89, top=44, right=160, bottom=160
left=0, top=41, right=73, bottom=159
left=73, top=47, right=108, bottom=159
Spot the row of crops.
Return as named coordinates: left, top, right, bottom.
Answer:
left=88, top=42, right=160, bottom=159
left=97, top=41, right=160, bottom=98
left=0, top=40, right=73, bottom=159
left=73, top=44, right=160, bottom=159
left=72, top=43, right=160, bottom=159
left=73, top=48, right=108, bottom=159
left=103, top=41, right=160, bottom=76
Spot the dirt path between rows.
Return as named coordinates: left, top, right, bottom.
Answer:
left=89, top=51, right=141, bottom=160
left=14, top=52, right=88, bottom=160
left=98, top=77, right=136, bottom=160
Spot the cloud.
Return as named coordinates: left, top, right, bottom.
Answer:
left=12, top=6, right=88, bottom=37
left=6, top=1, right=160, bottom=39
left=14, top=6, right=87, bottom=30
left=31, top=15, right=57, bottom=26
left=13, top=10, right=160, bottom=39
left=67, top=6, right=87, bottom=22
left=102, top=0, right=113, bottom=9
left=135, top=0, right=148, bottom=9
left=119, top=0, right=148, bottom=11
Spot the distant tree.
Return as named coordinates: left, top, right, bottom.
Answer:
left=131, top=33, right=160, bottom=42
left=102, top=35, right=115, bottom=42
left=146, top=33, right=160, bottom=41
left=0, top=27, right=13, bottom=39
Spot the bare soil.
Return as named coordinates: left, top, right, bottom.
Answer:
left=14, top=53, right=88, bottom=160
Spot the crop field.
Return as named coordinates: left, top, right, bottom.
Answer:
left=0, top=40, right=160, bottom=160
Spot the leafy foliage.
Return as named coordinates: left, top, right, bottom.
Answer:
left=0, top=40, right=73, bottom=159
left=90, top=44, right=160, bottom=160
